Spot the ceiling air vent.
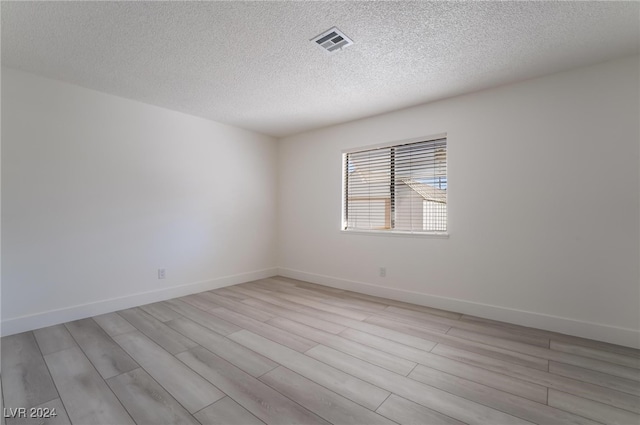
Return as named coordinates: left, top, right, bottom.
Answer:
left=311, top=27, right=353, bottom=53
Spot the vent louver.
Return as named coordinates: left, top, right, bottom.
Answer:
left=311, top=27, right=353, bottom=53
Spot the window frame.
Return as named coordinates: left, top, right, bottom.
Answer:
left=341, top=133, right=449, bottom=237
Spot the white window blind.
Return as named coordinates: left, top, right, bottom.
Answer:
left=343, top=137, right=447, bottom=233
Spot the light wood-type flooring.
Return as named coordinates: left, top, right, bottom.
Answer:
left=2, top=277, right=639, bottom=425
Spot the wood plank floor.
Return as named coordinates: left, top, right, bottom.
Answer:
left=2, top=277, right=639, bottom=425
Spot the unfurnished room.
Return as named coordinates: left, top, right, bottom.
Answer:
left=1, top=1, right=639, bottom=425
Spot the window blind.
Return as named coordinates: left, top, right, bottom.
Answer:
left=343, top=137, right=447, bottom=233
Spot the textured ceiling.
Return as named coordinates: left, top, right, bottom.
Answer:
left=2, top=1, right=639, bottom=137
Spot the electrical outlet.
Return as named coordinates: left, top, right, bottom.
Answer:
left=379, top=267, right=386, bottom=277
left=158, top=268, right=166, bottom=279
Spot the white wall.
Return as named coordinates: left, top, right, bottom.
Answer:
left=277, top=56, right=640, bottom=348
left=1, top=68, right=278, bottom=335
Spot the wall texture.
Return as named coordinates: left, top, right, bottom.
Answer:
left=277, top=56, right=640, bottom=347
left=1, top=68, right=278, bottom=334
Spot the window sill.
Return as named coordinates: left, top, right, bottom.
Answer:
left=340, top=229, right=449, bottom=238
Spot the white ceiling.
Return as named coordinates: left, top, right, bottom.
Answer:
left=2, top=1, right=639, bottom=137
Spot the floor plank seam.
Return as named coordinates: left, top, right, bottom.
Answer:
left=308, top=338, right=530, bottom=422
left=104, top=372, right=152, bottom=425
left=61, top=326, right=138, bottom=425
left=122, top=339, right=224, bottom=417
left=401, top=369, right=545, bottom=424
left=260, top=341, right=394, bottom=411
left=34, top=332, right=74, bottom=423
left=432, top=343, right=640, bottom=412
left=255, top=364, right=370, bottom=424
left=549, top=389, right=634, bottom=424
left=190, top=397, right=220, bottom=417
left=63, top=318, right=135, bottom=416
left=178, top=301, right=317, bottom=354
left=405, top=363, right=419, bottom=378
left=547, top=363, right=640, bottom=396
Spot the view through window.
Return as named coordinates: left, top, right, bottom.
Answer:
left=343, top=137, right=447, bottom=233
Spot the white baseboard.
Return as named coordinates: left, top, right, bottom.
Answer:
left=1, top=267, right=277, bottom=336
left=278, top=267, right=640, bottom=349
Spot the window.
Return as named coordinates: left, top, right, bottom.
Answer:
left=342, top=136, right=447, bottom=234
